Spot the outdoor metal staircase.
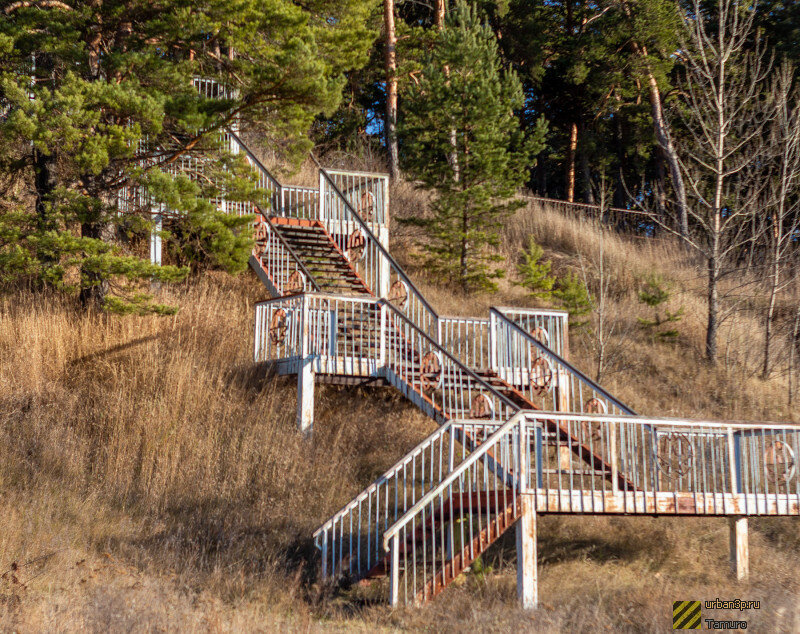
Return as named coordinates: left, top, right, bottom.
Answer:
left=132, top=79, right=800, bottom=609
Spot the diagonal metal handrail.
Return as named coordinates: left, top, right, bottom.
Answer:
left=312, top=155, right=440, bottom=327
left=381, top=299, right=518, bottom=416
left=382, top=411, right=527, bottom=551
left=253, top=205, right=321, bottom=293
left=491, top=307, right=636, bottom=415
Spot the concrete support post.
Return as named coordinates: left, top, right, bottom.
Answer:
left=516, top=495, right=538, bottom=609
left=729, top=517, right=749, bottom=581
left=150, top=212, right=162, bottom=266
left=297, top=296, right=314, bottom=435
left=389, top=532, right=400, bottom=607
left=296, top=357, right=315, bottom=435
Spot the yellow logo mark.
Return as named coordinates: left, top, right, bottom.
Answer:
left=673, top=601, right=702, bottom=629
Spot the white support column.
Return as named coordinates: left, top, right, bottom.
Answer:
left=389, top=532, right=400, bottom=608
left=296, top=357, right=315, bottom=435
left=150, top=212, right=162, bottom=266
left=516, top=494, right=538, bottom=610
left=729, top=517, right=749, bottom=581
left=296, top=296, right=314, bottom=435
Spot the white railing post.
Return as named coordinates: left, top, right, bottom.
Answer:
left=389, top=532, right=400, bottom=607
left=320, top=530, right=329, bottom=579
left=150, top=208, right=163, bottom=266
left=254, top=305, right=262, bottom=362
left=489, top=311, right=498, bottom=374
left=319, top=170, right=326, bottom=222
left=729, top=517, right=749, bottom=581
left=518, top=416, right=528, bottom=494
left=379, top=302, right=387, bottom=368
left=516, top=494, right=538, bottom=609
left=610, top=421, right=619, bottom=494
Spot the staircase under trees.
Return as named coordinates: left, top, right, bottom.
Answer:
left=130, top=81, right=800, bottom=609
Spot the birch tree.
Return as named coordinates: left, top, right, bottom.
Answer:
left=760, top=61, right=800, bottom=378
left=673, top=0, right=774, bottom=363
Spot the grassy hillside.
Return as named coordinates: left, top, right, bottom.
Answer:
left=2, top=194, right=800, bottom=632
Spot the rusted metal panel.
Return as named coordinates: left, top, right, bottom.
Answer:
left=533, top=490, right=800, bottom=516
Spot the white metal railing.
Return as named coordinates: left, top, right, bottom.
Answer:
left=253, top=212, right=320, bottom=296
left=382, top=412, right=526, bottom=605
left=316, top=161, right=439, bottom=339
left=495, top=307, right=569, bottom=358
left=438, top=317, right=491, bottom=369
left=325, top=168, right=389, bottom=227
left=381, top=410, right=800, bottom=605
left=313, top=419, right=507, bottom=582
left=490, top=308, right=635, bottom=417
left=382, top=301, right=519, bottom=423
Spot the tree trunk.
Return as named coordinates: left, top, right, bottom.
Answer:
left=641, top=54, right=689, bottom=238
left=580, top=125, right=594, bottom=204
left=763, top=221, right=782, bottom=379
left=384, top=0, right=399, bottom=180
left=435, top=0, right=445, bottom=27
left=654, top=145, right=667, bottom=234
left=460, top=208, right=469, bottom=292
left=33, top=149, right=57, bottom=232
left=79, top=219, right=116, bottom=309
left=566, top=122, right=578, bottom=202
left=706, top=254, right=719, bottom=362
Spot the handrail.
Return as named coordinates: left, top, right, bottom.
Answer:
left=254, top=206, right=321, bottom=293
left=312, top=420, right=457, bottom=539
left=225, top=129, right=283, bottom=192
left=312, top=154, right=439, bottom=326
left=526, top=410, right=800, bottom=432
left=381, top=299, right=519, bottom=415
left=495, top=306, right=569, bottom=318
left=490, top=308, right=636, bottom=415
left=383, top=411, right=526, bottom=550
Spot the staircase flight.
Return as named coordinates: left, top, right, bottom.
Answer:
left=131, top=83, right=800, bottom=609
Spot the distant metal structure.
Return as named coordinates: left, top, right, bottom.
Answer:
left=130, top=79, right=799, bottom=610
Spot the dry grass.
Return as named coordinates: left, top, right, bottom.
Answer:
left=2, top=186, right=800, bottom=631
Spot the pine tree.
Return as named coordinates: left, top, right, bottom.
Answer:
left=554, top=270, right=592, bottom=328
left=0, top=0, right=375, bottom=311
left=516, top=235, right=555, bottom=299
left=400, top=1, right=546, bottom=292
left=637, top=273, right=682, bottom=342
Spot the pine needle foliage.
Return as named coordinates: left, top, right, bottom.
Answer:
left=637, top=273, right=683, bottom=341
left=400, top=1, right=546, bottom=292
left=517, top=235, right=555, bottom=299
left=0, top=0, right=376, bottom=312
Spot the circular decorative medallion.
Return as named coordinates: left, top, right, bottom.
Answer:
left=284, top=271, right=304, bottom=295
left=656, top=433, right=693, bottom=477
left=346, top=229, right=367, bottom=262
left=530, top=326, right=550, bottom=347
left=419, top=351, right=442, bottom=392
left=359, top=190, right=376, bottom=222
left=581, top=398, right=606, bottom=441
left=269, top=309, right=288, bottom=345
left=765, top=440, right=796, bottom=484
left=529, top=357, right=553, bottom=396
left=470, top=393, right=494, bottom=419
left=387, top=280, right=409, bottom=309
left=254, top=221, right=269, bottom=242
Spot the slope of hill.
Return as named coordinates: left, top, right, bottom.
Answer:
left=1, top=195, right=799, bottom=632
